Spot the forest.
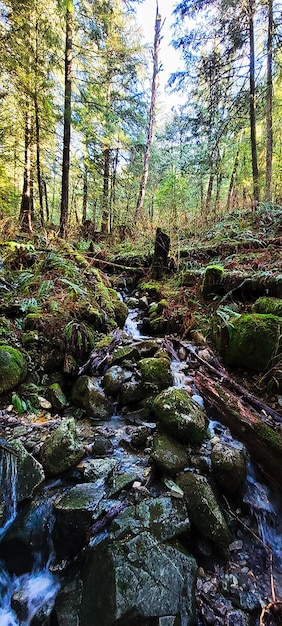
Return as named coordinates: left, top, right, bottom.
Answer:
left=0, top=0, right=281, bottom=238
left=0, top=1, right=282, bottom=626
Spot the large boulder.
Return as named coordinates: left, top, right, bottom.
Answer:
left=40, top=418, right=84, bottom=476
left=0, top=345, right=27, bottom=392
left=153, top=387, right=207, bottom=445
left=102, top=365, right=132, bottom=396
left=217, top=313, right=282, bottom=371
left=151, top=432, right=189, bottom=476
left=138, top=356, right=173, bottom=393
left=8, top=439, right=45, bottom=502
left=72, top=376, right=112, bottom=419
left=52, top=482, right=106, bottom=559
left=80, top=532, right=197, bottom=625
left=177, top=471, right=231, bottom=556
left=211, top=442, right=247, bottom=494
left=112, top=496, right=190, bottom=543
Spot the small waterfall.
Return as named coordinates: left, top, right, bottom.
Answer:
left=0, top=448, right=18, bottom=539
left=124, top=309, right=142, bottom=339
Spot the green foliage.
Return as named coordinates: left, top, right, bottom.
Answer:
left=37, top=280, right=54, bottom=300
left=12, top=392, right=27, bottom=414
left=63, top=320, right=96, bottom=358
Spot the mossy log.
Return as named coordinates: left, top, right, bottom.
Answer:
left=179, top=236, right=282, bottom=262
left=195, top=371, right=282, bottom=484
left=182, top=269, right=282, bottom=300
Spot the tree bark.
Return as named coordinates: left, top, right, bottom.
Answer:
left=135, top=3, right=161, bottom=223
left=265, top=0, right=273, bottom=202
left=101, top=147, right=110, bottom=234
left=82, top=166, right=88, bottom=224
left=59, top=5, right=72, bottom=238
left=19, top=108, right=33, bottom=233
left=150, top=228, right=170, bottom=279
left=249, top=0, right=260, bottom=206
left=35, top=97, right=44, bottom=228
left=226, top=132, right=243, bottom=211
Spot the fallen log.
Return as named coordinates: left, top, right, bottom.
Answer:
left=195, top=371, right=282, bottom=484
left=182, top=342, right=282, bottom=424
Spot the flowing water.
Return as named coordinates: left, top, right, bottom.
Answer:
left=0, top=455, right=60, bottom=625
left=1, top=305, right=282, bottom=623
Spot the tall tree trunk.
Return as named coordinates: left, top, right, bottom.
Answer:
left=265, top=0, right=273, bottom=202
left=59, top=5, right=72, bottom=238
left=82, top=166, right=88, bottom=224
left=110, top=148, right=119, bottom=231
left=205, top=173, right=214, bottom=215
left=34, top=20, right=44, bottom=228
left=35, top=97, right=44, bottom=227
left=249, top=0, right=260, bottom=206
left=226, top=132, right=243, bottom=211
left=42, top=179, right=49, bottom=221
left=135, top=3, right=162, bottom=223
left=19, top=108, right=33, bottom=233
left=101, top=147, right=110, bottom=234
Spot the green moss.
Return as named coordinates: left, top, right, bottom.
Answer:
left=0, top=345, right=27, bottom=392
left=254, top=421, right=282, bottom=454
left=220, top=313, right=281, bottom=371
left=139, top=357, right=173, bottom=391
left=252, top=297, right=282, bottom=318
left=138, top=281, right=163, bottom=298
left=202, top=264, right=225, bottom=299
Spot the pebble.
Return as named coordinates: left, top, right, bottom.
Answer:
left=229, top=540, right=244, bottom=551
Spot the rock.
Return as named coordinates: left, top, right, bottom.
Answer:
left=47, top=383, right=67, bottom=410
left=72, top=375, right=112, bottom=419
left=111, top=297, right=128, bottom=328
left=126, top=297, right=139, bottom=308
left=202, top=264, right=225, bottom=300
left=120, top=375, right=144, bottom=405
left=217, top=313, right=282, bottom=371
left=79, top=458, right=118, bottom=482
left=110, top=345, right=139, bottom=366
left=225, top=609, right=250, bottom=625
left=0, top=345, right=27, bottom=392
left=112, top=496, right=190, bottom=542
left=152, top=387, right=207, bottom=445
left=252, top=296, right=282, bottom=318
left=151, top=433, right=189, bottom=476
left=52, top=481, right=105, bottom=559
left=40, top=418, right=85, bottom=476
left=177, top=471, right=231, bottom=556
left=139, top=295, right=149, bottom=310
left=87, top=434, right=113, bottom=457
left=108, top=472, right=139, bottom=498
left=0, top=495, right=55, bottom=574
left=80, top=531, right=197, bottom=625
left=8, top=439, right=45, bottom=502
left=211, top=442, right=247, bottom=494
left=139, top=357, right=173, bottom=393
left=102, top=365, right=132, bottom=396
left=54, top=575, right=83, bottom=626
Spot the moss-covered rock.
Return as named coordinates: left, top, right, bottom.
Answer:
left=202, top=264, right=225, bottom=300
left=138, top=357, right=173, bottom=393
left=108, top=289, right=128, bottom=328
left=211, top=442, right=247, bottom=494
left=112, top=496, right=190, bottom=542
left=40, top=418, right=85, bottom=476
left=72, top=375, right=112, bottom=419
left=151, top=433, right=189, bottom=476
left=252, top=297, right=282, bottom=318
left=47, top=383, right=67, bottom=410
left=152, top=388, right=207, bottom=445
left=177, top=471, right=231, bottom=556
left=110, top=345, right=139, bottom=366
left=0, top=345, right=27, bottom=392
left=218, top=313, right=281, bottom=371
left=2, top=439, right=45, bottom=502
left=102, top=365, right=132, bottom=396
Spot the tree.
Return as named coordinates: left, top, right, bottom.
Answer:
left=135, top=2, right=162, bottom=224
left=59, top=0, right=73, bottom=238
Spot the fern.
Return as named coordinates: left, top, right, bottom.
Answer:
left=64, top=320, right=96, bottom=358
left=37, top=280, right=54, bottom=299
left=216, top=305, right=241, bottom=338
left=60, top=278, right=87, bottom=297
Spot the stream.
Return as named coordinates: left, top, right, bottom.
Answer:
left=0, top=304, right=282, bottom=625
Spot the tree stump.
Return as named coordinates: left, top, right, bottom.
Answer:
left=150, top=228, right=170, bottom=280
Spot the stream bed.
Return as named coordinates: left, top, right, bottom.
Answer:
left=0, top=305, right=282, bottom=625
